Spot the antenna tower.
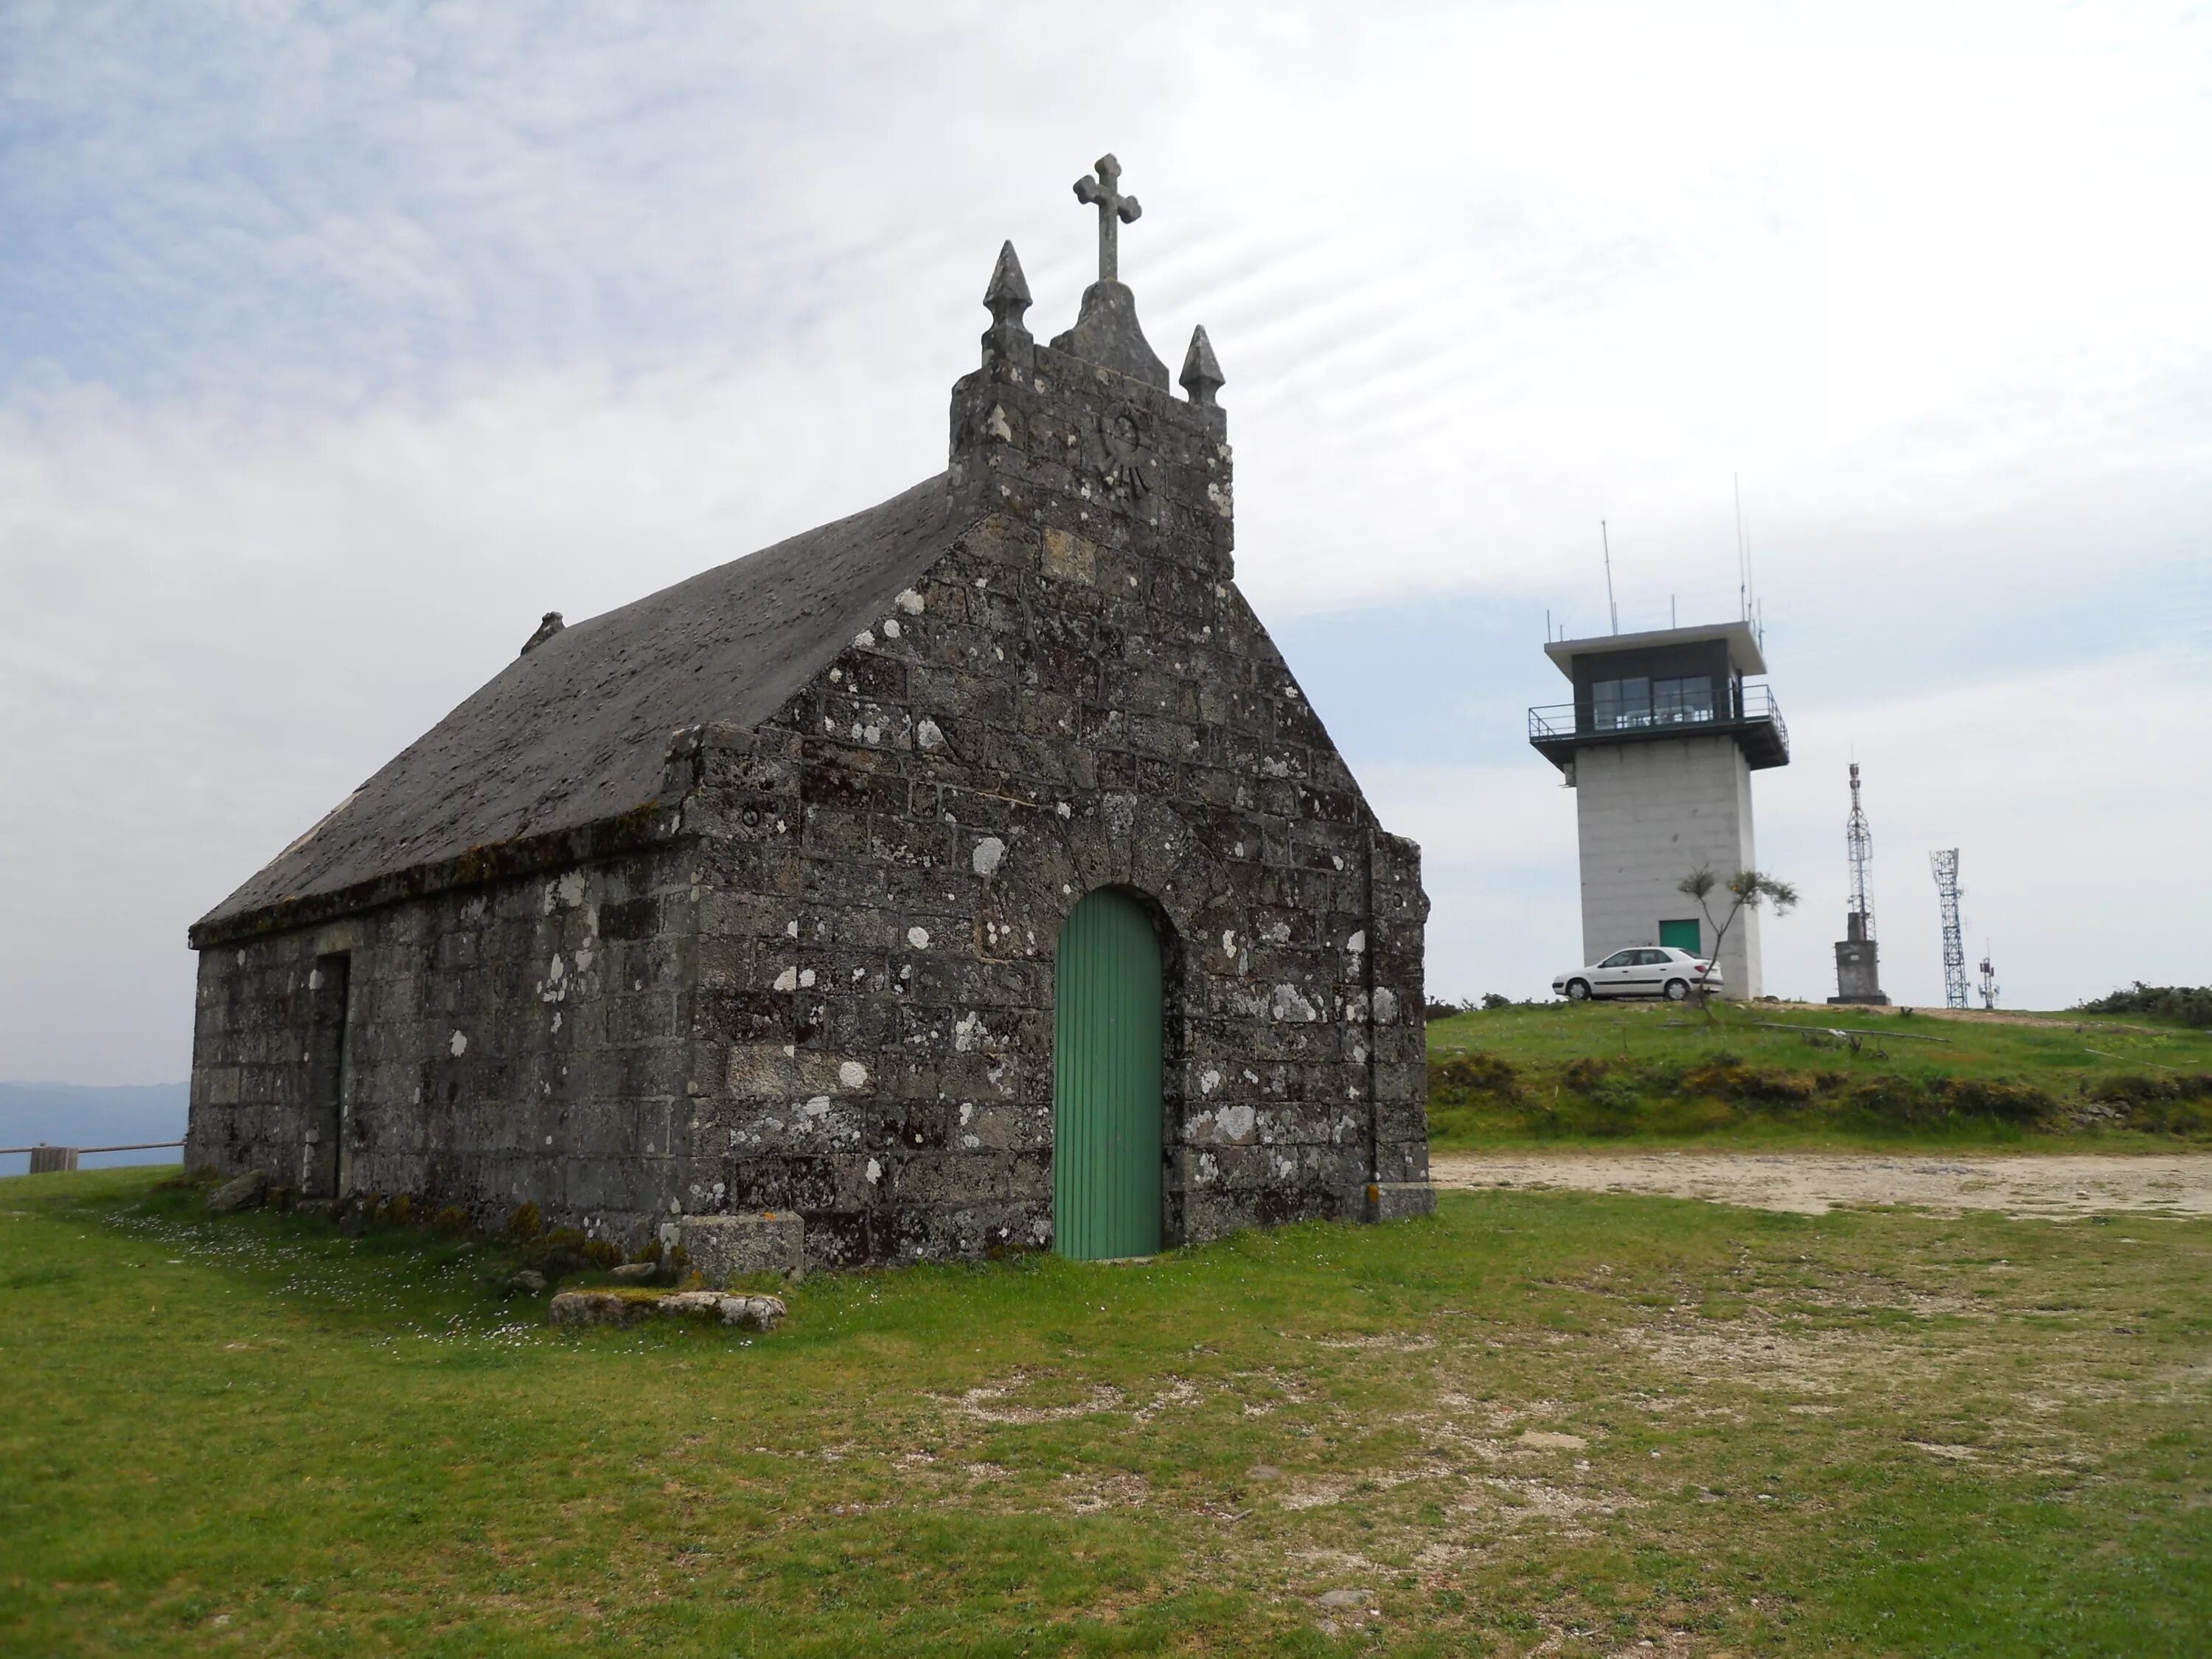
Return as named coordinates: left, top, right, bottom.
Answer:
left=1930, top=849, right=1969, bottom=1010
left=1978, top=946, right=2000, bottom=1011
left=1829, top=762, right=1891, bottom=1004
left=1845, top=762, right=1874, bottom=942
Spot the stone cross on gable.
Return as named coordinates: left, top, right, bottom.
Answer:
left=1073, top=153, right=1142, bottom=284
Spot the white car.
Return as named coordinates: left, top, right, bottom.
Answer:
left=1553, top=947, right=1720, bottom=1003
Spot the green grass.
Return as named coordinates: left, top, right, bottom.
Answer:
left=4, top=1167, right=2211, bottom=1654
left=1427, top=1001, right=2212, bottom=1152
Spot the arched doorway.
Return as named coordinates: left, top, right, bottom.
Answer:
left=1052, top=887, right=1164, bottom=1260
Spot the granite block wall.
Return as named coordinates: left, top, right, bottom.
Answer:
left=666, top=318, right=1428, bottom=1265
left=185, top=840, right=700, bottom=1239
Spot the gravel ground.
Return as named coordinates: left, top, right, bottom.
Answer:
left=1430, top=1150, right=2212, bottom=1219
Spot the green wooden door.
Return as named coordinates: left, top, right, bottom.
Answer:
left=1659, top=919, right=1703, bottom=955
left=1053, top=888, right=1164, bottom=1260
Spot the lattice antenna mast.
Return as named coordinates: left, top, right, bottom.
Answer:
left=1930, top=849, right=1969, bottom=1009
left=1845, top=762, right=1875, bottom=941
left=1978, top=945, right=2000, bottom=1011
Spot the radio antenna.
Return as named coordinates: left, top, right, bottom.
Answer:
left=1602, top=520, right=1618, bottom=634
left=1733, top=474, right=1749, bottom=621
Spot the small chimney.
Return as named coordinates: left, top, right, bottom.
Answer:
left=521, top=612, right=565, bottom=656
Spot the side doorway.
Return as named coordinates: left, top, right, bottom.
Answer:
left=1051, top=888, right=1164, bottom=1261
left=305, top=954, right=352, bottom=1197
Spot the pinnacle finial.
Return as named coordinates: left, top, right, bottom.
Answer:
left=979, top=239, right=1035, bottom=374
left=1179, top=325, right=1224, bottom=406
left=983, top=240, right=1031, bottom=326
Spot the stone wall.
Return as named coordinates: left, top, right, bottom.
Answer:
left=185, top=838, right=700, bottom=1239
left=669, top=313, right=1428, bottom=1265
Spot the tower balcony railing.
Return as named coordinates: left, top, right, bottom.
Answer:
left=1528, top=681, right=1788, bottom=771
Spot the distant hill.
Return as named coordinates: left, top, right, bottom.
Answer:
left=0, top=1082, right=187, bottom=1175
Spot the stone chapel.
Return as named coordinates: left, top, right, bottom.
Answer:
left=184, top=158, right=1433, bottom=1269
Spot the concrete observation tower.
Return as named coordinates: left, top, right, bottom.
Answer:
left=1528, top=621, right=1789, bottom=998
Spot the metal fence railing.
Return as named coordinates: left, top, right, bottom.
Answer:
left=1528, top=681, right=1786, bottom=745
left=2, top=1141, right=184, bottom=1174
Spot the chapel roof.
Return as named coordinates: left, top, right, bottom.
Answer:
left=198, top=473, right=963, bottom=931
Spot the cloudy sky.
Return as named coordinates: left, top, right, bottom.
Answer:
left=4, top=1, right=2208, bottom=1085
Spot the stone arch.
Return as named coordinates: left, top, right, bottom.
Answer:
left=973, top=792, right=1247, bottom=1247
left=1051, top=884, right=1167, bottom=1259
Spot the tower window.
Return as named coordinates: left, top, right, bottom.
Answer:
left=1592, top=675, right=1716, bottom=729
left=1653, top=676, right=1715, bottom=722
left=1592, top=677, right=1649, bottom=728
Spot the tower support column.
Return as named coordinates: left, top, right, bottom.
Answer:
left=1572, top=735, right=1761, bottom=999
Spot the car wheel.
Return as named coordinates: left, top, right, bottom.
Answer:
left=1566, top=978, right=1591, bottom=1001
left=1665, top=978, right=1689, bottom=1002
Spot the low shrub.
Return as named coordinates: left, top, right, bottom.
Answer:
left=1429, top=1051, right=1523, bottom=1105
left=2075, top=983, right=2212, bottom=1026
left=1560, top=1057, right=1609, bottom=1093
left=1579, top=1075, right=1644, bottom=1121
left=2123, top=1096, right=2212, bottom=1136
left=1847, top=1076, right=1931, bottom=1125
left=1682, top=1060, right=1820, bottom=1107
left=2093, top=1072, right=2212, bottom=1137
left=1941, top=1078, right=2056, bottom=1125
left=2099, top=1072, right=2212, bottom=1107
left=1846, top=1074, right=2057, bottom=1127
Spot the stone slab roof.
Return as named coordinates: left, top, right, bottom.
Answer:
left=198, top=474, right=963, bottom=931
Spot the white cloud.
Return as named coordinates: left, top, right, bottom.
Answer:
left=2, top=0, right=2208, bottom=1077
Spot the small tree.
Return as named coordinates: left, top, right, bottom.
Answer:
left=1676, top=866, right=1799, bottom=1020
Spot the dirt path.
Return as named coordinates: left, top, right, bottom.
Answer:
left=1430, top=1150, right=2212, bottom=1219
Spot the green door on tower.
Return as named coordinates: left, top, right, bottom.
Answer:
left=1659, top=919, right=1703, bottom=955
left=1052, top=888, right=1164, bottom=1261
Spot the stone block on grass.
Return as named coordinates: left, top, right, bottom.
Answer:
left=715, top=1293, right=787, bottom=1330
left=208, top=1170, right=270, bottom=1216
left=549, top=1290, right=649, bottom=1327
left=676, top=1212, right=804, bottom=1283
left=547, top=1287, right=787, bottom=1331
